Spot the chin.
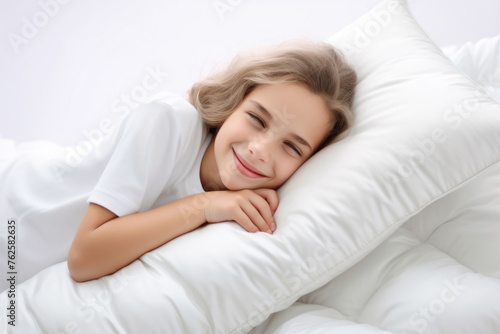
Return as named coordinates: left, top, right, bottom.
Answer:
left=223, top=177, right=262, bottom=191
left=224, top=180, right=254, bottom=191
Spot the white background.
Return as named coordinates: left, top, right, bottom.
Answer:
left=1, top=0, right=499, bottom=145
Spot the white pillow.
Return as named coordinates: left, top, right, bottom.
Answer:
left=2, top=0, right=499, bottom=333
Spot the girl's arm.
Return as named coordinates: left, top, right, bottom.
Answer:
left=68, top=194, right=205, bottom=282
left=68, top=189, right=278, bottom=283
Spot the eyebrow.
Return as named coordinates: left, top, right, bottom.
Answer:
left=250, top=100, right=312, bottom=151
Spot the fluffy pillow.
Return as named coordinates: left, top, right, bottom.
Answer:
left=2, top=0, right=499, bottom=333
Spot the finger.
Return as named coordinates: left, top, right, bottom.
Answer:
left=253, top=189, right=279, bottom=215
left=240, top=200, right=273, bottom=234
left=233, top=207, right=261, bottom=233
left=246, top=194, right=275, bottom=232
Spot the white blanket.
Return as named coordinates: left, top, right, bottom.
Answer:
left=252, top=162, right=500, bottom=333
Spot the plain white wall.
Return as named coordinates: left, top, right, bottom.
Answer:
left=1, top=0, right=499, bottom=145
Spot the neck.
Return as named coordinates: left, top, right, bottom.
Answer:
left=200, top=137, right=226, bottom=192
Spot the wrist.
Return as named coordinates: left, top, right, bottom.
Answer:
left=179, top=192, right=212, bottom=227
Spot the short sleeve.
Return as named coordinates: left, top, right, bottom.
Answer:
left=87, top=97, right=202, bottom=217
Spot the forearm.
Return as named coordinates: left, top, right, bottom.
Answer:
left=69, top=193, right=207, bottom=282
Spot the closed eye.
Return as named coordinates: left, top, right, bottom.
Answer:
left=285, top=142, right=302, bottom=157
left=248, top=112, right=265, bottom=127
left=247, top=111, right=302, bottom=157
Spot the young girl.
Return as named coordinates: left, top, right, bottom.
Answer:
left=1, top=40, right=356, bottom=290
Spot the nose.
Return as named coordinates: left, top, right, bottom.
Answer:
left=248, top=133, right=272, bottom=163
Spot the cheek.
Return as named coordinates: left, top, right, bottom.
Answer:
left=218, top=118, right=251, bottom=144
left=275, top=158, right=302, bottom=181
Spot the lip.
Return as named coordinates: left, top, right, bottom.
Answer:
left=233, top=149, right=267, bottom=178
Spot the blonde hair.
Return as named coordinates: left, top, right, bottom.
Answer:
left=188, top=40, right=357, bottom=150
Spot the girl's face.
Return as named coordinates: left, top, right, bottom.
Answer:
left=202, top=83, right=332, bottom=191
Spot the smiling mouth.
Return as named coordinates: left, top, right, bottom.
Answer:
left=233, top=149, right=267, bottom=178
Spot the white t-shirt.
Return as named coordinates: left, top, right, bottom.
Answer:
left=0, top=93, right=212, bottom=291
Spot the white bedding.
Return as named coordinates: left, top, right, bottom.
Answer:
left=252, top=163, right=500, bottom=333
left=1, top=1, right=500, bottom=333
left=442, top=34, right=500, bottom=103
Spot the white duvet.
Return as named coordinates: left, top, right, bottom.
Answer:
left=253, top=162, right=500, bottom=333
left=1, top=1, right=500, bottom=333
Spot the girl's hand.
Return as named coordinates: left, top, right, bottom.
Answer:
left=203, top=188, right=278, bottom=234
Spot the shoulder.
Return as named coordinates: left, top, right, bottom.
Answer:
left=113, top=93, right=206, bottom=150
left=125, top=92, right=201, bottom=131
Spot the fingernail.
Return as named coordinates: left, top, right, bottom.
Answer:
left=270, top=223, right=276, bottom=231
left=266, top=229, right=272, bottom=234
